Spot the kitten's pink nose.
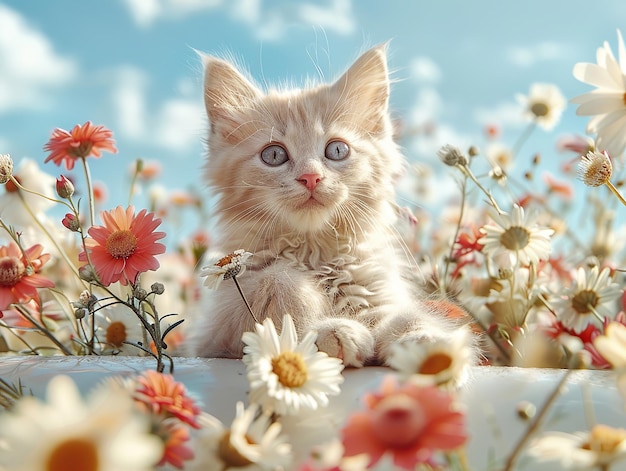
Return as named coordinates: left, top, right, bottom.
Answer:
left=297, top=173, right=322, bottom=192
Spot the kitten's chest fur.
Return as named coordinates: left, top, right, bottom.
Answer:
left=247, top=228, right=412, bottom=315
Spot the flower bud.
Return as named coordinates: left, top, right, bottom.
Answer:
left=62, top=213, right=81, bottom=232
left=0, top=154, right=13, bottom=185
left=151, top=282, right=165, bottom=295
left=133, top=287, right=148, bottom=300
left=56, top=175, right=75, bottom=199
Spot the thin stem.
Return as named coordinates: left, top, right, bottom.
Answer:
left=232, top=276, right=259, bottom=323
left=13, top=304, right=73, bottom=356
left=80, top=157, right=95, bottom=227
left=501, top=368, right=574, bottom=471
left=457, top=164, right=505, bottom=215
left=441, top=175, right=468, bottom=294
left=511, top=121, right=537, bottom=157
left=7, top=176, right=72, bottom=210
left=605, top=180, right=626, bottom=207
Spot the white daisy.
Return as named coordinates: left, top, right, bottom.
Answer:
left=571, top=29, right=626, bottom=157
left=528, top=425, right=626, bottom=469
left=479, top=205, right=554, bottom=266
left=516, top=82, right=566, bottom=131
left=387, top=327, right=473, bottom=389
left=186, top=403, right=292, bottom=471
left=242, top=315, right=344, bottom=416
left=593, top=322, right=626, bottom=368
left=200, top=249, right=253, bottom=290
left=0, top=375, right=163, bottom=471
left=553, top=266, right=622, bottom=332
left=94, top=303, right=144, bottom=355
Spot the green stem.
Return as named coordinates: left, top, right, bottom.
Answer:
left=80, top=157, right=95, bottom=227
left=511, top=121, right=537, bottom=157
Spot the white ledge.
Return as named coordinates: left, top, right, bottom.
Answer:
left=0, top=356, right=622, bottom=470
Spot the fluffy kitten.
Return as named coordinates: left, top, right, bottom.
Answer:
left=188, top=44, right=474, bottom=368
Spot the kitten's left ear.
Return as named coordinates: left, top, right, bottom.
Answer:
left=331, top=44, right=391, bottom=134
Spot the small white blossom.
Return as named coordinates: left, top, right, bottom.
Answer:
left=200, top=249, right=253, bottom=289
left=242, top=315, right=344, bottom=416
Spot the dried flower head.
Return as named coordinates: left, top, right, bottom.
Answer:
left=578, top=150, right=613, bottom=187
left=0, top=153, right=13, bottom=184
left=437, top=144, right=468, bottom=166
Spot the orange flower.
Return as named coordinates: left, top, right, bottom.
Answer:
left=43, top=121, right=117, bottom=170
left=79, top=206, right=166, bottom=286
left=134, top=370, right=201, bottom=429
left=0, top=242, right=54, bottom=310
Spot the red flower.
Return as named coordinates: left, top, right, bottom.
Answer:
left=342, top=376, right=467, bottom=469
left=134, top=370, right=201, bottom=429
left=0, top=242, right=54, bottom=310
left=43, top=121, right=117, bottom=170
left=79, top=206, right=166, bottom=286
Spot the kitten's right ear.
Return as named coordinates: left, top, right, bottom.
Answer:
left=202, top=55, right=261, bottom=133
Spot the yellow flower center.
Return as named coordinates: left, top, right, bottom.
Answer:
left=106, top=321, right=127, bottom=347
left=106, top=230, right=138, bottom=259
left=272, top=351, right=308, bottom=388
left=218, top=431, right=253, bottom=467
left=418, top=352, right=453, bottom=375
left=530, top=102, right=549, bottom=117
left=46, top=438, right=99, bottom=471
left=571, top=289, right=599, bottom=314
left=499, top=226, right=530, bottom=251
left=0, top=256, right=25, bottom=286
left=582, top=424, right=626, bottom=453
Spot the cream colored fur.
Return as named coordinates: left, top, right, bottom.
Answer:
left=188, top=45, right=473, bottom=367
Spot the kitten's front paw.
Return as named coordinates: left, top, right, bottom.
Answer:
left=314, top=319, right=375, bottom=367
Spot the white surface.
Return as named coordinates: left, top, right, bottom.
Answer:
left=0, top=356, right=623, bottom=470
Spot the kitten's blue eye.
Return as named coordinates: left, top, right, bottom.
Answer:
left=325, top=140, right=350, bottom=161
left=260, top=144, right=289, bottom=166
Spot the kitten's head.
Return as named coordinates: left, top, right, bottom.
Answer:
left=202, top=45, right=405, bottom=245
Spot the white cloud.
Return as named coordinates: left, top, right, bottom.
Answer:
left=410, top=56, right=442, bottom=84
left=112, top=66, right=148, bottom=139
left=507, top=41, right=570, bottom=68
left=121, top=0, right=356, bottom=40
left=122, top=0, right=222, bottom=27
left=111, top=67, right=205, bottom=153
left=154, top=99, right=206, bottom=150
left=473, top=101, right=525, bottom=129
left=410, top=87, right=443, bottom=126
left=297, top=0, right=355, bottom=36
left=0, top=4, right=77, bottom=113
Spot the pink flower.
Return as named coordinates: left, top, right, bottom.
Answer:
left=134, top=370, right=201, bottom=429
left=43, top=121, right=117, bottom=170
left=156, top=420, right=194, bottom=469
left=0, top=242, right=54, bottom=310
left=79, top=206, right=166, bottom=286
left=341, top=376, right=467, bottom=469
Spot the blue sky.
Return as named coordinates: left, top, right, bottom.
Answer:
left=0, top=0, right=624, bottom=244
